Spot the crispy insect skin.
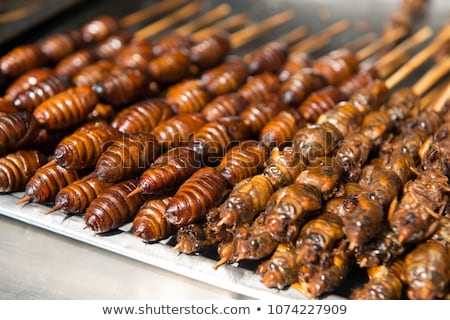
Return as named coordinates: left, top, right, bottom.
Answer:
left=147, top=50, right=192, bottom=84
left=132, top=197, right=173, bottom=242
left=349, top=79, right=389, bottom=115
left=39, top=30, right=84, bottom=63
left=33, top=86, right=98, bottom=130
left=384, top=87, right=420, bottom=132
left=51, top=178, right=114, bottom=214
left=201, top=93, right=247, bottom=122
left=201, top=58, right=248, bottom=97
left=12, top=75, right=73, bottom=113
left=189, top=31, right=231, bottom=70
left=0, top=111, right=40, bottom=155
left=0, top=98, right=18, bottom=114
left=246, top=41, right=289, bottom=75
left=87, top=103, right=116, bottom=122
left=166, top=79, right=211, bottom=114
left=298, top=86, right=347, bottom=123
left=92, top=68, right=150, bottom=106
left=317, top=102, right=363, bottom=138
left=312, top=48, right=359, bottom=85
left=137, top=147, right=201, bottom=196
left=189, top=117, right=251, bottom=166
left=80, top=15, right=120, bottom=44
left=217, top=140, right=270, bottom=186
left=5, top=68, right=53, bottom=100
left=237, top=72, right=281, bottom=104
left=94, top=31, right=134, bottom=60
left=151, top=113, right=206, bottom=150
left=111, top=99, right=173, bottom=134
left=278, top=53, right=313, bottom=83
left=152, top=33, right=191, bottom=57
left=0, top=44, right=48, bottom=79
left=259, top=109, right=304, bottom=147
left=53, top=121, right=120, bottom=170
left=114, top=39, right=154, bottom=72
left=0, top=150, right=47, bottom=193
left=72, top=60, right=115, bottom=87
left=338, top=69, right=378, bottom=100
left=55, top=49, right=97, bottom=78
left=262, top=147, right=306, bottom=189
left=94, top=132, right=160, bottom=183
left=165, top=167, right=228, bottom=226
left=403, top=240, right=449, bottom=300
left=84, top=179, right=144, bottom=233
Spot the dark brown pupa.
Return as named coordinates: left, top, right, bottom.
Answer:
left=0, top=44, right=48, bottom=79
left=237, top=72, right=281, bottom=104
left=132, top=197, right=173, bottom=242
left=80, top=15, right=121, bottom=44
left=55, top=49, right=97, bottom=78
left=5, top=68, right=53, bottom=100
left=189, top=31, right=231, bottom=70
left=200, top=93, right=247, bottom=122
left=147, top=50, right=192, bottom=84
left=201, top=58, right=248, bottom=97
left=165, top=79, right=210, bottom=114
left=0, top=111, right=40, bottom=155
left=246, top=41, right=289, bottom=75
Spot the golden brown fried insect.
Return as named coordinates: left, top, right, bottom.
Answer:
left=189, top=116, right=250, bottom=166
left=384, top=87, right=420, bottom=131
left=335, top=133, right=372, bottom=182
left=53, top=121, right=120, bottom=170
left=338, top=69, right=377, bottom=100
left=72, top=60, right=115, bottom=87
left=111, top=98, right=173, bottom=134
left=133, top=197, right=173, bottom=242
left=166, top=79, right=210, bottom=114
left=0, top=98, right=18, bottom=114
left=0, top=45, right=48, bottom=79
left=313, top=48, right=359, bottom=85
left=237, top=72, right=281, bottom=104
left=114, top=39, right=154, bottom=72
left=279, top=68, right=327, bottom=107
left=166, top=167, right=228, bottom=226
left=175, top=222, right=211, bottom=254
left=359, top=111, right=394, bottom=149
left=189, top=31, right=231, bottom=69
left=12, top=75, right=73, bottom=113
left=84, top=178, right=145, bottom=233
left=55, top=49, right=97, bottom=78
left=403, top=240, right=449, bottom=300
left=217, top=140, right=270, bottom=186
left=152, top=33, right=192, bottom=57
left=49, top=177, right=114, bottom=214
left=33, top=86, right=98, bottom=130
left=147, top=50, right=192, bottom=84
left=317, top=102, right=364, bottom=137
left=201, top=58, right=248, bottom=97
left=0, top=111, right=40, bottom=155
left=87, top=103, right=116, bottom=122
left=39, top=30, right=84, bottom=63
left=263, top=147, right=305, bottom=189
left=349, top=79, right=389, bottom=115
left=0, top=150, right=47, bottom=193
left=298, top=86, right=346, bottom=123
left=278, top=53, right=313, bottom=83
left=200, top=93, right=247, bottom=122
left=259, top=109, right=303, bottom=147
left=94, top=31, right=134, bottom=60
left=246, top=41, right=289, bottom=76
left=94, top=132, right=160, bottom=183
left=80, top=15, right=120, bottom=44
left=5, top=68, right=53, bottom=100
left=151, top=113, right=206, bottom=150
left=92, top=68, right=150, bottom=106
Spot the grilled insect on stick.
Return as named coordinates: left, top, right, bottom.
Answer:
left=0, top=111, right=40, bottom=156
left=201, top=58, right=248, bottom=97
left=133, top=197, right=173, bottom=242
left=165, top=79, right=211, bottom=114
left=200, top=93, right=247, bottom=122
left=0, top=98, right=18, bottom=114
left=4, top=68, right=53, bottom=101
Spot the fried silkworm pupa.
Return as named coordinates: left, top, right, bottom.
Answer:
left=201, top=58, right=248, bottom=97
left=263, top=147, right=306, bottom=189
left=384, top=87, right=420, bottom=131
left=53, top=121, right=120, bottom=170
left=189, top=31, right=231, bottom=70
left=174, top=222, right=210, bottom=254
left=111, top=99, right=173, bottom=134
left=80, top=15, right=120, bottom=44
left=0, top=98, right=18, bottom=114
left=200, top=93, right=247, bottom=122
left=338, top=69, right=377, bottom=100
left=84, top=178, right=144, bottom=233
left=72, top=60, right=115, bottom=87
left=147, top=50, right=192, bottom=84
left=237, top=72, right=281, bottom=104
left=279, top=68, right=327, bottom=107
left=92, top=68, right=150, bottom=106
left=151, top=113, right=206, bottom=150
left=189, top=116, right=251, bottom=166
left=94, top=132, right=160, bottom=183
left=298, top=86, right=346, bottom=123
left=49, top=178, right=114, bottom=215
left=94, top=31, right=134, bottom=60
left=12, top=75, right=73, bottom=113
left=114, top=39, right=154, bottom=72
left=0, top=45, right=48, bottom=79
left=0, top=111, right=40, bottom=155
left=133, top=197, right=173, bottom=242
left=350, top=260, right=404, bottom=300
left=246, top=41, right=289, bottom=75
left=0, top=150, right=47, bottom=193
left=360, top=111, right=393, bottom=149
left=349, top=79, right=389, bottom=115
left=33, top=86, right=98, bottom=130
left=39, top=30, right=84, bottom=63
left=18, top=162, right=80, bottom=204
left=55, top=49, right=97, bottom=78
left=165, top=167, right=228, bottom=226
left=278, top=53, right=313, bottom=82
left=87, top=103, right=116, bottom=122
left=217, top=140, right=270, bottom=186
left=133, top=147, right=201, bottom=196
left=403, top=240, right=449, bottom=300
left=317, top=101, right=363, bottom=137
left=335, top=133, right=372, bottom=181
left=152, top=33, right=192, bottom=57
left=313, top=48, right=359, bottom=85
left=166, top=79, right=210, bottom=114
left=5, top=68, right=53, bottom=100
left=259, top=108, right=304, bottom=147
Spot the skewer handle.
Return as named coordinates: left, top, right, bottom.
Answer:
left=120, top=0, right=187, bottom=27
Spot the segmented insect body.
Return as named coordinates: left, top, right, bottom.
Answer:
left=278, top=53, right=313, bottom=82
left=114, top=39, right=154, bottom=72
left=72, top=60, right=115, bottom=87
left=201, top=93, right=247, bottom=122
left=298, top=86, right=347, bottom=123
left=359, top=111, right=393, bottom=150
left=0, top=111, right=39, bottom=155
left=403, top=240, right=449, bottom=300
left=166, top=79, right=210, bottom=114
left=259, top=109, right=304, bottom=147
left=92, top=68, right=150, bottom=106
left=51, top=178, right=114, bottom=214
left=147, top=50, right=192, bottom=84
left=279, top=68, right=327, bottom=107
left=53, top=121, right=120, bottom=170
left=151, top=113, right=206, bottom=150
left=55, top=49, right=97, bottom=78
left=111, top=99, right=173, bottom=134
left=137, top=147, right=201, bottom=196
left=94, top=31, right=134, bottom=60
left=165, top=167, right=228, bottom=226
left=263, top=147, right=306, bottom=189
left=152, top=33, right=192, bottom=57
left=39, top=30, right=84, bottom=63
left=246, top=41, right=289, bottom=75
left=335, top=133, right=372, bottom=182
left=0, top=150, right=47, bottom=192
left=0, top=45, right=48, bottom=79
left=87, top=103, right=116, bottom=122
left=189, top=31, right=231, bottom=69
left=384, top=87, right=420, bottom=132
left=189, top=116, right=250, bottom=166
left=132, top=197, right=173, bottom=242
left=338, top=69, right=377, bottom=100
left=84, top=178, right=145, bottom=233
left=313, top=49, right=359, bottom=85
left=237, top=72, right=281, bottom=104
left=349, top=79, right=389, bottom=115
left=201, top=58, right=248, bottom=96
left=175, top=222, right=212, bottom=254
left=95, top=132, right=160, bottom=183
left=33, top=86, right=98, bottom=130
left=0, top=98, right=18, bottom=114
left=12, top=75, right=73, bottom=112
left=80, top=15, right=120, bottom=44
left=317, top=102, right=363, bottom=138
left=5, top=68, right=53, bottom=100
left=217, top=140, right=270, bottom=186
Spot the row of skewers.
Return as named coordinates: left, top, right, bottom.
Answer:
left=0, top=0, right=448, bottom=299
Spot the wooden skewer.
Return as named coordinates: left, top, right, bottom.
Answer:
left=419, top=82, right=446, bottom=109
left=0, top=5, right=37, bottom=24
left=356, top=28, right=408, bottom=61
left=345, top=32, right=377, bottom=52
left=191, top=14, right=249, bottom=42
left=119, top=0, right=188, bottom=27
left=277, top=26, right=309, bottom=47
left=429, top=81, right=450, bottom=113
left=175, top=3, right=231, bottom=35
left=413, top=57, right=450, bottom=97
